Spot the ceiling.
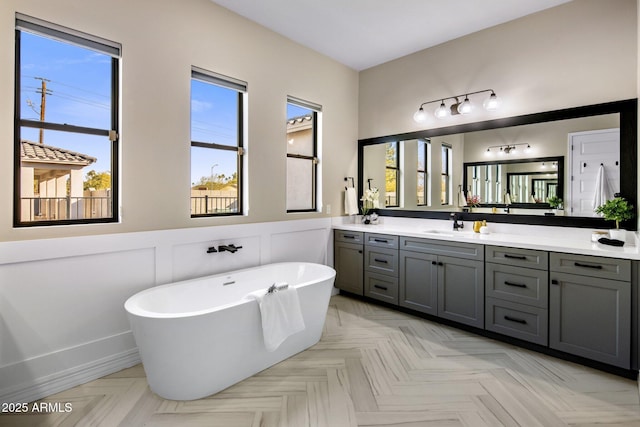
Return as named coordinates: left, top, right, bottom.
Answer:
left=209, top=0, right=572, bottom=71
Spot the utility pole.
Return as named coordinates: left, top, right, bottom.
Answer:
left=34, top=77, right=51, bottom=145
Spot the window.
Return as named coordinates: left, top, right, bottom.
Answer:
left=14, top=14, right=120, bottom=226
left=441, top=144, right=452, bottom=205
left=286, top=97, right=321, bottom=212
left=385, top=142, right=399, bottom=207
left=417, top=139, right=429, bottom=206
left=190, top=68, right=246, bottom=217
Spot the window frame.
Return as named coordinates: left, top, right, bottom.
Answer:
left=286, top=97, right=320, bottom=213
left=190, top=68, right=246, bottom=218
left=441, top=144, right=452, bottom=205
left=417, top=139, right=428, bottom=206
left=13, top=14, right=120, bottom=227
left=385, top=141, right=400, bottom=208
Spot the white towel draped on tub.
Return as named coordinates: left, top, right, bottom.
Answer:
left=593, top=164, right=612, bottom=212
left=249, top=283, right=306, bottom=352
left=344, top=187, right=359, bottom=215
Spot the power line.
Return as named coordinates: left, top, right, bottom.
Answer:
left=22, top=74, right=110, bottom=99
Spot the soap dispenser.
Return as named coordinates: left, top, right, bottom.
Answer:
left=479, top=220, right=489, bottom=234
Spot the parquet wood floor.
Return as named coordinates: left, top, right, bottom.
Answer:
left=2, top=295, right=640, bottom=426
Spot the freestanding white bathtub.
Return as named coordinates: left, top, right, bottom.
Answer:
left=124, top=262, right=335, bottom=400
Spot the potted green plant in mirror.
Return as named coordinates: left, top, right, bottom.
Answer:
left=547, top=196, right=562, bottom=209
left=547, top=196, right=563, bottom=215
left=594, top=196, right=634, bottom=242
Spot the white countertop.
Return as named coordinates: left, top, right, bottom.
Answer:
left=332, top=216, right=640, bottom=261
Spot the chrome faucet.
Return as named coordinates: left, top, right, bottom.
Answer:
left=451, top=213, right=464, bottom=231
left=218, top=244, right=242, bottom=253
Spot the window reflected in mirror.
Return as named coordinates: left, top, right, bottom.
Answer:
left=464, top=158, right=563, bottom=208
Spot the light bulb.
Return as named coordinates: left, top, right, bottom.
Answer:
left=413, top=107, right=427, bottom=123
left=524, top=144, right=531, bottom=154
left=457, top=96, right=473, bottom=114
left=483, top=91, right=501, bottom=111
left=434, top=101, right=449, bottom=118
left=485, top=148, right=491, bottom=157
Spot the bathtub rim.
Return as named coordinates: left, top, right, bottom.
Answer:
left=124, top=261, right=336, bottom=319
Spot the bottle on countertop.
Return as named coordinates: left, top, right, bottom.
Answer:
left=479, top=220, right=489, bottom=234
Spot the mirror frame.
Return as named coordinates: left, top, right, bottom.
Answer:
left=358, top=99, right=637, bottom=230
left=463, top=156, right=564, bottom=209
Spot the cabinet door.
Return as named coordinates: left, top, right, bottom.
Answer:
left=549, top=272, right=630, bottom=368
left=334, top=242, right=363, bottom=295
left=438, top=256, right=484, bottom=328
left=399, top=251, right=437, bottom=315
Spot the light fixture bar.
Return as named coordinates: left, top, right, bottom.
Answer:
left=485, top=142, right=531, bottom=155
left=414, top=89, right=500, bottom=123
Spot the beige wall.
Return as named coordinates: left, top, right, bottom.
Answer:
left=0, top=0, right=359, bottom=242
left=358, top=0, right=637, bottom=140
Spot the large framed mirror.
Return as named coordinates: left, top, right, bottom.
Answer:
left=358, top=99, right=637, bottom=229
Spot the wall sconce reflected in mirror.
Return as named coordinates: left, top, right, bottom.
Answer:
left=485, top=143, right=531, bottom=156
left=413, top=89, right=500, bottom=123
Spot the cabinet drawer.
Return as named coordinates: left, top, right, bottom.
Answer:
left=365, top=247, right=398, bottom=277
left=365, top=233, right=399, bottom=249
left=485, top=297, right=548, bottom=346
left=550, top=252, right=631, bottom=282
left=485, top=246, right=548, bottom=270
left=485, top=263, right=548, bottom=308
left=335, top=230, right=364, bottom=244
left=400, top=237, right=484, bottom=261
left=365, top=272, right=399, bottom=304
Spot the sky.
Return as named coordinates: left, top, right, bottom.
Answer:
left=21, top=30, right=312, bottom=188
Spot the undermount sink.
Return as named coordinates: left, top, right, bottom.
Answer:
left=422, top=229, right=454, bottom=237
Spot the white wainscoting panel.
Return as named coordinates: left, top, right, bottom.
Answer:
left=270, top=228, right=329, bottom=264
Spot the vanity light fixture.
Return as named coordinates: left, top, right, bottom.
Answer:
left=485, top=143, right=531, bottom=156
left=413, top=89, right=500, bottom=123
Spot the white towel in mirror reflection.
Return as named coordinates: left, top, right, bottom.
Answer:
left=458, top=188, right=467, bottom=207
left=593, top=164, right=612, bottom=211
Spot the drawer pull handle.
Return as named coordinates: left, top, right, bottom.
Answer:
left=358, top=250, right=363, bottom=254
left=431, top=261, right=437, bottom=265
left=374, top=285, right=388, bottom=291
left=504, top=281, right=527, bottom=288
left=574, top=262, right=603, bottom=270
left=374, top=258, right=388, bottom=264
left=504, top=254, right=527, bottom=260
left=504, top=315, right=527, bottom=325
left=374, top=238, right=389, bottom=243
left=343, top=235, right=356, bottom=239
left=438, top=262, right=444, bottom=266
left=551, top=279, right=559, bottom=285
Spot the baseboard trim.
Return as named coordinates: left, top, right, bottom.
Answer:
left=0, top=348, right=141, bottom=405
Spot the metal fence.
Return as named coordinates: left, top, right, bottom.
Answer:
left=191, top=196, right=238, bottom=215
left=22, top=197, right=112, bottom=221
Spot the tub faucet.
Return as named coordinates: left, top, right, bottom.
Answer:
left=218, top=244, right=242, bottom=253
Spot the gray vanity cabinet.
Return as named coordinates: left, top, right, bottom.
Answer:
left=549, top=253, right=631, bottom=369
left=334, top=231, right=364, bottom=295
left=399, top=237, right=484, bottom=328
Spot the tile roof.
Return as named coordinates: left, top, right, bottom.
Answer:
left=21, top=140, right=97, bottom=166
